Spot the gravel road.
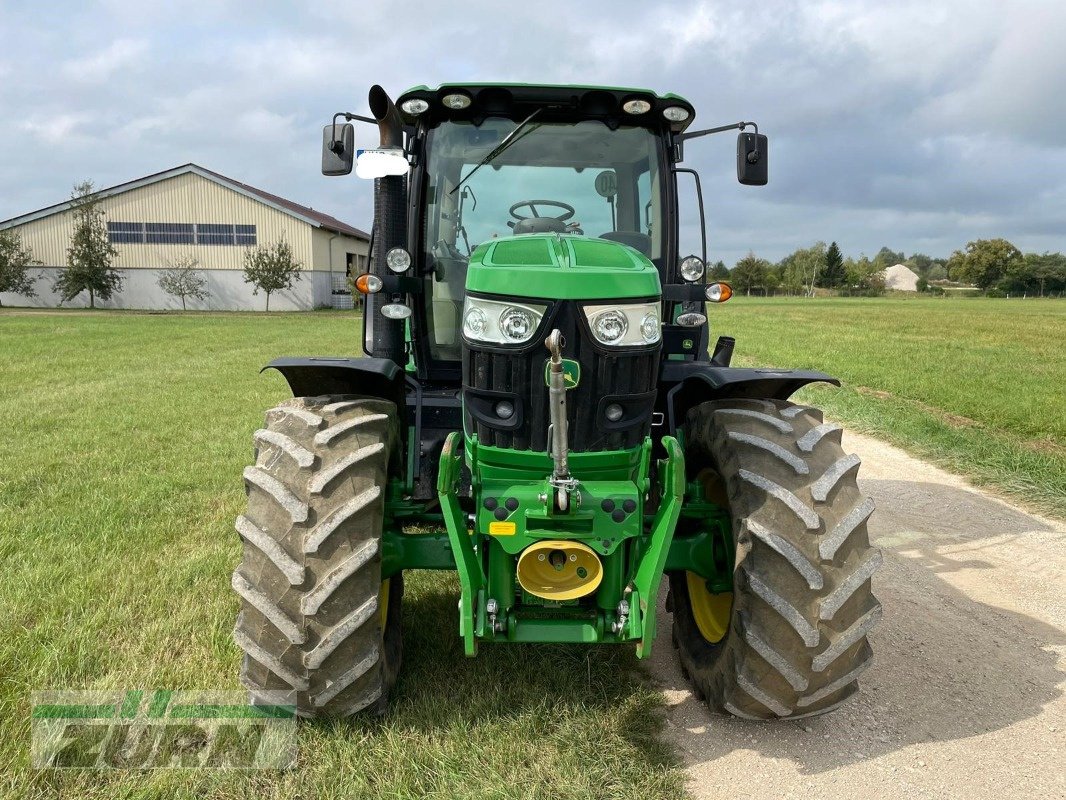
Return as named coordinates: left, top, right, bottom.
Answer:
left=650, top=430, right=1066, bottom=800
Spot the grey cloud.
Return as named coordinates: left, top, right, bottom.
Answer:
left=1, top=0, right=1064, bottom=267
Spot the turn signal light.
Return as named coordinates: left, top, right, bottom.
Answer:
left=355, top=273, right=382, bottom=294
left=706, top=282, right=733, bottom=303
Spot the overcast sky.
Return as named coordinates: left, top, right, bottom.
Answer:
left=1, top=0, right=1064, bottom=265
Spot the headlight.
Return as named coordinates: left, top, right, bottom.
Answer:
left=592, top=310, right=628, bottom=343
left=386, top=247, right=412, bottom=273
left=462, top=296, right=546, bottom=345
left=401, top=98, right=429, bottom=115
left=663, top=106, right=691, bottom=122
left=583, top=301, right=661, bottom=347
left=680, top=256, right=705, bottom=282
left=442, top=92, right=472, bottom=110
left=500, top=306, right=536, bottom=341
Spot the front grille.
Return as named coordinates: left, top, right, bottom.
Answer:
left=463, top=301, right=660, bottom=452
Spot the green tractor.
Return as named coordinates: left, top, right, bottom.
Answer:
left=231, top=83, right=881, bottom=720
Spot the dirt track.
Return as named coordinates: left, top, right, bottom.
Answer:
left=650, top=430, right=1066, bottom=800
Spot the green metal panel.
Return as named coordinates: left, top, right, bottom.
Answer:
left=438, top=432, right=483, bottom=656
left=632, top=435, right=685, bottom=658
left=465, top=234, right=660, bottom=301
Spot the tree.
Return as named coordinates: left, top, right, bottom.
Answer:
left=0, top=229, right=38, bottom=306
left=916, top=275, right=929, bottom=293
left=157, top=256, right=209, bottom=310
left=947, top=238, right=1022, bottom=289
left=1005, top=252, right=1066, bottom=297
left=821, top=241, right=846, bottom=288
left=873, top=246, right=905, bottom=269
left=242, top=238, right=303, bottom=311
left=54, top=181, right=121, bottom=308
left=842, top=255, right=886, bottom=296
left=708, top=259, right=730, bottom=280
left=782, top=241, right=826, bottom=297
left=731, top=251, right=770, bottom=295
left=906, top=252, right=934, bottom=276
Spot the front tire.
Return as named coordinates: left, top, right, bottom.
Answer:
left=232, top=396, right=403, bottom=718
left=670, top=399, right=882, bottom=719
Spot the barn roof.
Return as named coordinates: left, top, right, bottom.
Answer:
left=0, top=163, right=369, bottom=239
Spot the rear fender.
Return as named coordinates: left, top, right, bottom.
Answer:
left=662, top=363, right=839, bottom=433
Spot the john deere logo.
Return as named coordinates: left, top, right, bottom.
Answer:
left=544, top=359, right=581, bottom=389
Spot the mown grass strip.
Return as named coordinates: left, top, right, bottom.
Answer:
left=715, top=296, right=1065, bottom=517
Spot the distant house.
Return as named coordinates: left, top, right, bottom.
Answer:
left=0, top=164, right=369, bottom=310
left=880, top=263, right=920, bottom=292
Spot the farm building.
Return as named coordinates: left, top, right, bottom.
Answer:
left=880, top=262, right=920, bottom=291
left=0, top=164, right=369, bottom=310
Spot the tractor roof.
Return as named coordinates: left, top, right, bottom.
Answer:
left=396, top=83, right=695, bottom=133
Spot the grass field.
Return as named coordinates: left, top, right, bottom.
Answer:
left=714, top=296, right=1065, bottom=517
left=0, top=312, right=680, bottom=800
left=1, top=297, right=1062, bottom=798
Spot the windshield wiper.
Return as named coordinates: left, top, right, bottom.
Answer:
left=451, top=107, right=545, bottom=193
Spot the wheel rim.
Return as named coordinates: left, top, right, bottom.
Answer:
left=685, top=571, right=732, bottom=643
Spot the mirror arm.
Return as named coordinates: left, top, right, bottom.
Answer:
left=329, top=111, right=378, bottom=154
left=676, top=120, right=758, bottom=162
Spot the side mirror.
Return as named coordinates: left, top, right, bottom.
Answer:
left=322, top=122, right=355, bottom=176
left=737, top=131, right=768, bottom=186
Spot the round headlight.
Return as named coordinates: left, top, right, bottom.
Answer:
left=680, top=256, right=705, bottom=282
left=592, top=310, right=629, bottom=344
left=663, top=106, right=691, bottom=122
left=464, top=307, right=487, bottom=337
left=640, top=311, right=660, bottom=343
left=401, top=98, right=429, bottom=115
left=622, top=99, right=652, bottom=115
left=385, top=247, right=412, bottom=273
left=605, top=403, right=624, bottom=422
left=499, top=307, right=536, bottom=341
left=381, top=303, right=413, bottom=320
left=442, top=92, right=472, bottom=110
left=494, top=400, right=515, bottom=420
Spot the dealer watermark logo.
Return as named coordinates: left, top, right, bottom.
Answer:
left=31, top=690, right=296, bottom=769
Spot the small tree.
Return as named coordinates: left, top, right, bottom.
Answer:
left=732, top=251, right=770, bottom=295
left=242, top=238, right=302, bottom=311
left=0, top=229, right=38, bottom=306
left=708, top=259, right=730, bottom=281
left=821, top=241, right=846, bottom=288
left=54, top=181, right=121, bottom=308
left=157, top=256, right=209, bottom=311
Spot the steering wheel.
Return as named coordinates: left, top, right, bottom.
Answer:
left=509, top=200, right=576, bottom=222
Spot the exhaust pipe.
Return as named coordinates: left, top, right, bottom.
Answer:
left=367, top=85, right=407, bottom=366
left=710, top=335, right=735, bottom=367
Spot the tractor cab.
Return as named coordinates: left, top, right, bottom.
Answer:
left=321, top=84, right=766, bottom=384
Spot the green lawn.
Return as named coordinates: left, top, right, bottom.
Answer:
left=1, top=297, right=1062, bottom=798
left=713, top=296, right=1065, bottom=516
left=0, top=311, right=680, bottom=800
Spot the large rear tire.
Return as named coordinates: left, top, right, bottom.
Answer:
left=232, top=395, right=403, bottom=718
left=669, top=399, right=882, bottom=719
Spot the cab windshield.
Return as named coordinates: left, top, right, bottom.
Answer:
left=421, top=118, right=664, bottom=361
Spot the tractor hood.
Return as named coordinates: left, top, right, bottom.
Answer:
left=465, top=234, right=661, bottom=300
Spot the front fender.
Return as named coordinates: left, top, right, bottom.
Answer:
left=262, top=356, right=406, bottom=414
left=661, top=361, right=839, bottom=432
